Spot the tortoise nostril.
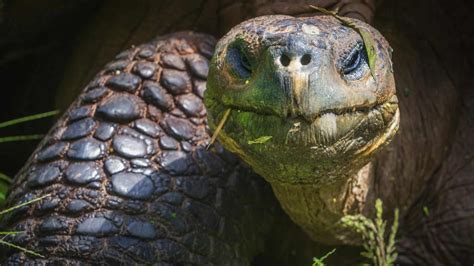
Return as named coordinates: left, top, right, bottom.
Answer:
left=280, top=54, right=291, bottom=67
left=301, top=54, right=311, bottom=65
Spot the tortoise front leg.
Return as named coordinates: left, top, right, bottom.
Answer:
left=2, top=32, right=277, bottom=265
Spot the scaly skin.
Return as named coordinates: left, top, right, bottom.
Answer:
left=1, top=32, right=278, bottom=265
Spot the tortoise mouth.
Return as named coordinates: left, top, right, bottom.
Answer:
left=296, top=95, right=399, bottom=146
left=216, top=94, right=399, bottom=147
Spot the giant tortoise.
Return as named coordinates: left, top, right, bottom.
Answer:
left=0, top=0, right=472, bottom=265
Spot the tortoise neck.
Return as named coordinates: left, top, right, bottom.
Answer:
left=269, top=162, right=375, bottom=245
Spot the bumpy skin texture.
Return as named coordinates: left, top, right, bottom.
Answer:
left=1, top=32, right=277, bottom=265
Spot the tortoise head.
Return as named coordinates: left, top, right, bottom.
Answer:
left=205, top=15, right=399, bottom=185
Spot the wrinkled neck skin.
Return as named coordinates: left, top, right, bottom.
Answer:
left=268, top=161, right=376, bottom=245
left=217, top=113, right=399, bottom=245
left=210, top=89, right=400, bottom=245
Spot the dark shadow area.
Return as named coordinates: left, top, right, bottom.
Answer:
left=0, top=0, right=102, bottom=175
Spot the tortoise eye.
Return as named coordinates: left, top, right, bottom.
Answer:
left=226, top=44, right=252, bottom=79
left=340, top=42, right=368, bottom=80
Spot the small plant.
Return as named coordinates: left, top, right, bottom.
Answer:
left=312, top=248, right=336, bottom=266
left=341, top=199, right=399, bottom=266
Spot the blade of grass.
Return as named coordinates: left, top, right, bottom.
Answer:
left=0, top=194, right=52, bottom=257
left=0, top=134, right=44, bottom=144
left=0, top=172, right=11, bottom=184
left=0, top=193, right=51, bottom=216
left=0, top=187, right=7, bottom=202
left=207, top=108, right=232, bottom=149
left=0, top=239, right=44, bottom=258
left=0, top=110, right=59, bottom=129
left=0, top=231, right=24, bottom=235
left=0, top=180, right=8, bottom=202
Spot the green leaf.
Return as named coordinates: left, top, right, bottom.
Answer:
left=0, top=181, right=8, bottom=203
left=0, top=172, right=11, bottom=184
left=423, top=206, right=430, bottom=217
left=318, top=248, right=336, bottom=261
left=247, top=136, right=273, bottom=145
left=309, top=5, right=377, bottom=80
left=358, top=29, right=377, bottom=78
left=0, top=172, right=12, bottom=204
left=0, top=110, right=59, bottom=129
left=375, top=199, right=382, bottom=217
left=312, top=248, right=336, bottom=266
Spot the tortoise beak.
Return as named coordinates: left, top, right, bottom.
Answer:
left=270, top=37, right=327, bottom=121
left=272, top=44, right=378, bottom=123
left=281, top=72, right=311, bottom=120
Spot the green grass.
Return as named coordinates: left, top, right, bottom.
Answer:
left=0, top=194, right=51, bottom=258
left=0, top=172, right=12, bottom=184
left=0, top=173, right=10, bottom=202
left=0, top=110, right=58, bottom=257
left=0, top=135, right=44, bottom=144
left=312, top=248, right=336, bottom=266
left=0, top=110, right=59, bottom=129
left=0, top=193, right=50, bottom=216
left=310, top=199, right=399, bottom=265
left=340, top=199, right=399, bottom=266
left=0, top=110, right=58, bottom=202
